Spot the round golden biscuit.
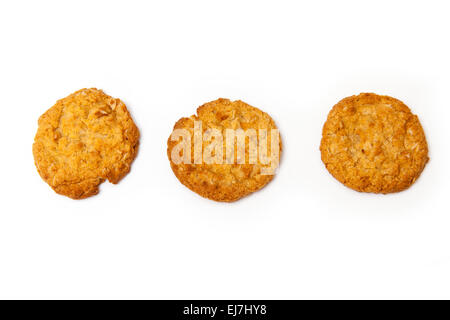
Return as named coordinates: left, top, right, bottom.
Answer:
left=33, top=88, right=140, bottom=199
left=167, top=98, right=282, bottom=202
left=320, top=93, right=429, bottom=193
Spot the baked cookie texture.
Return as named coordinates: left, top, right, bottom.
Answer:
left=167, top=98, right=282, bottom=202
left=33, top=88, right=140, bottom=199
left=320, top=93, right=429, bottom=193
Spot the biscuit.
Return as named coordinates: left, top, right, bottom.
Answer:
left=33, top=88, right=140, bottom=199
left=320, top=93, right=429, bottom=193
left=167, top=98, right=281, bottom=202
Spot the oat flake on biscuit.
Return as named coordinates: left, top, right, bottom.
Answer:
left=33, top=88, right=140, bottom=199
left=167, top=98, right=282, bottom=202
left=320, top=93, right=429, bottom=193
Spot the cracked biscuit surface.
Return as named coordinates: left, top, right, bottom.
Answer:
left=167, top=98, right=281, bottom=202
left=33, top=88, right=140, bottom=199
left=320, top=93, right=429, bottom=193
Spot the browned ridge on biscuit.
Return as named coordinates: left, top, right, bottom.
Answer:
left=320, top=93, right=429, bottom=194
left=33, top=88, right=140, bottom=199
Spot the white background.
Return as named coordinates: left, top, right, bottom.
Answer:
left=0, top=0, right=449, bottom=299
